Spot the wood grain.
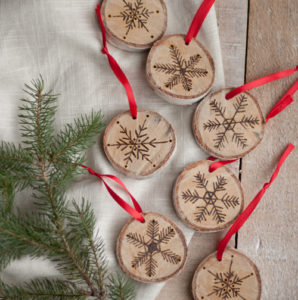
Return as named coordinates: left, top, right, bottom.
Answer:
left=173, top=160, right=244, bottom=232
left=146, top=34, right=215, bottom=105
left=103, top=110, right=176, bottom=178
left=239, top=0, right=298, bottom=299
left=101, top=0, right=167, bottom=51
left=192, top=248, right=261, bottom=300
left=193, top=88, right=265, bottom=160
left=117, top=212, right=188, bottom=283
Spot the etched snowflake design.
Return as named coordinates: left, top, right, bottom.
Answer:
left=181, top=172, right=240, bottom=224
left=153, top=44, right=208, bottom=91
left=111, top=0, right=154, bottom=36
left=126, top=219, right=181, bottom=277
left=207, top=256, right=253, bottom=299
left=203, top=95, right=260, bottom=150
left=107, top=118, right=171, bottom=168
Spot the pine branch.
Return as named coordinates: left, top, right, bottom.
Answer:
left=0, top=279, right=88, bottom=300
left=157, top=227, right=175, bottom=244
left=213, top=176, right=227, bottom=193
left=238, top=115, right=259, bottom=129
left=210, top=99, right=226, bottom=119
left=145, top=255, right=157, bottom=277
left=160, top=249, right=181, bottom=264
left=231, top=132, right=248, bottom=149
left=194, top=206, right=208, bottom=222
left=108, top=274, right=135, bottom=300
left=221, top=194, right=240, bottom=209
left=0, top=77, right=135, bottom=300
left=126, top=233, right=147, bottom=248
left=146, top=220, right=159, bottom=240
left=50, top=111, right=104, bottom=163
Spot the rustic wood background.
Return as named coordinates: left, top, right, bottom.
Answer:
left=156, top=0, right=298, bottom=299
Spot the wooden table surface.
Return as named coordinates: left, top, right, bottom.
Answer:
left=156, top=1, right=298, bottom=299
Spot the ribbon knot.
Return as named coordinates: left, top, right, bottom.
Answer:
left=101, top=47, right=108, bottom=55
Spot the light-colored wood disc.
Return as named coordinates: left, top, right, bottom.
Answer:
left=193, top=88, right=265, bottom=160
left=101, top=0, right=167, bottom=51
left=103, top=110, right=176, bottom=178
left=192, top=248, right=261, bottom=300
left=117, top=211, right=188, bottom=283
left=146, top=34, right=215, bottom=105
left=173, top=160, right=244, bottom=232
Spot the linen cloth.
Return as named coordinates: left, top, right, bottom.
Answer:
left=0, top=0, right=224, bottom=299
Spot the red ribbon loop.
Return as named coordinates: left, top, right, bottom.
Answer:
left=95, top=5, right=138, bottom=119
left=225, top=66, right=298, bottom=100
left=185, top=0, right=215, bottom=45
left=216, top=143, right=295, bottom=261
left=266, top=80, right=298, bottom=122
left=81, top=165, right=145, bottom=223
left=208, top=157, right=238, bottom=173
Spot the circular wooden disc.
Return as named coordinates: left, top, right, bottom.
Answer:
left=192, top=248, right=261, bottom=300
left=193, top=88, right=265, bottom=160
left=146, top=34, right=215, bottom=105
left=173, top=160, right=244, bottom=232
left=117, top=211, right=188, bottom=283
left=101, top=0, right=167, bottom=51
left=103, top=110, right=176, bottom=178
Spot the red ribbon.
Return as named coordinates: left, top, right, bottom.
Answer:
left=81, top=165, right=145, bottom=223
left=266, top=80, right=298, bottom=122
left=185, top=0, right=215, bottom=45
left=226, top=66, right=298, bottom=99
left=95, top=5, right=138, bottom=119
left=216, top=143, right=295, bottom=261
left=208, top=157, right=238, bottom=173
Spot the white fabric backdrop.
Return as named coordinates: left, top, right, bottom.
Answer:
left=0, top=0, right=224, bottom=298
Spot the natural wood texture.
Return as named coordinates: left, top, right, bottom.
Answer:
left=103, top=110, right=176, bottom=178
left=192, top=248, right=261, bottom=300
left=239, top=1, right=298, bottom=299
left=173, top=160, right=244, bottom=232
left=193, top=88, right=265, bottom=160
left=146, top=34, right=215, bottom=105
left=156, top=0, right=248, bottom=298
left=116, top=212, right=188, bottom=283
left=101, top=0, right=167, bottom=51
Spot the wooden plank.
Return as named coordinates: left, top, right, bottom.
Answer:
left=155, top=0, right=248, bottom=298
left=239, top=0, right=298, bottom=299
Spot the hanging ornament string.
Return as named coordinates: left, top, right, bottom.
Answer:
left=226, top=66, right=297, bottom=99
left=216, top=143, right=295, bottom=261
left=185, top=0, right=215, bottom=45
left=95, top=4, right=138, bottom=119
left=208, top=156, right=237, bottom=173
left=266, top=80, right=298, bottom=122
left=80, top=165, right=145, bottom=223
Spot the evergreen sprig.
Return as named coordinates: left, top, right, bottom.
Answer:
left=0, top=76, right=135, bottom=299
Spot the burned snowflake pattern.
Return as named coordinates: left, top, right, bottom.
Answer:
left=126, top=219, right=181, bottom=277
left=153, top=44, right=208, bottom=91
left=203, top=95, right=260, bottom=150
left=207, top=256, right=253, bottom=300
left=111, top=0, right=154, bottom=37
left=181, top=172, right=240, bottom=224
left=107, top=118, right=171, bottom=168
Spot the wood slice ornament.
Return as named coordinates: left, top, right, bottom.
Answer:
left=103, top=110, right=176, bottom=178
left=193, top=67, right=297, bottom=160
left=146, top=0, right=216, bottom=105
left=193, top=88, right=265, bottom=160
left=173, top=160, right=244, bottom=232
left=146, top=34, right=215, bottom=105
left=117, top=211, right=187, bottom=283
left=101, top=0, right=167, bottom=51
left=192, top=249, right=261, bottom=300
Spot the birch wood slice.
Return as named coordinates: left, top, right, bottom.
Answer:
left=117, top=211, right=188, bottom=283
left=173, top=160, right=244, bottom=232
left=101, top=0, right=167, bottom=51
left=192, top=248, right=261, bottom=300
left=146, top=34, right=215, bottom=105
left=193, top=88, right=265, bottom=160
left=103, top=110, right=176, bottom=178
